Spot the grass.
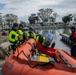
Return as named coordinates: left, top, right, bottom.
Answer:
left=63, top=31, right=71, bottom=35
left=63, top=29, right=71, bottom=35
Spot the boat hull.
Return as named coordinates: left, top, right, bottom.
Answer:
left=2, top=54, right=76, bottom=75
left=2, top=38, right=76, bottom=75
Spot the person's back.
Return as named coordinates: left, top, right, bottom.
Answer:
left=36, top=33, right=54, bottom=48
left=18, top=24, right=27, bottom=42
left=69, top=26, right=76, bottom=57
left=26, top=27, right=36, bottom=40
left=36, top=33, right=55, bottom=56
left=36, top=34, right=45, bottom=44
left=9, top=23, right=19, bottom=52
left=69, top=26, right=76, bottom=42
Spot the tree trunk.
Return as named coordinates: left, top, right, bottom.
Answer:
left=63, top=23, right=69, bottom=34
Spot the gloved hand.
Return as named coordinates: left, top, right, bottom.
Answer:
left=51, top=42, right=55, bottom=48
left=19, top=35, right=23, bottom=41
left=15, top=40, right=20, bottom=44
left=43, top=43, right=48, bottom=48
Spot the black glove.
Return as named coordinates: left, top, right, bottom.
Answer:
left=51, top=42, right=55, bottom=48
left=23, top=34, right=27, bottom=41
left=15, top=40, right=20, bottom=44
left=43, top=43, right=48, bottom=48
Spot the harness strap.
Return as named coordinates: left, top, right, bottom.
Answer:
left=26, top=41, right=36, bottom=55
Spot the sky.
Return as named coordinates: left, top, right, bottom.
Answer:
left=0, top=0, right=76, bottom=23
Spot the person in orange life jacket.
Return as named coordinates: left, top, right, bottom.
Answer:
left=69, top=26, right=76, bottom=57
left=18, top=24, right=27, bottom=43
left=26, top=27, right=36, bottom=40
left=9, top=23, right=20, bottom=52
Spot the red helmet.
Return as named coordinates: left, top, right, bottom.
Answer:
left=73, top=32, right=76, bottom=38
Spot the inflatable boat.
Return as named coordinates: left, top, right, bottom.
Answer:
left=2, top=38, right=76, bottom=75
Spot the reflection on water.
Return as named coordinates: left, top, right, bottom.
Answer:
left=38, top=29, right=70, bottom=54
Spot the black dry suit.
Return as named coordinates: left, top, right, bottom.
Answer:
left=69, top=31, right=76, bottom=57
left=9, top=28, right=19, bottom=51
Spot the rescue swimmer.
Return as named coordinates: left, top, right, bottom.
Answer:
left=26, top=27, right=36, bottom=40
left=36, top=33, right=55, bottom=57
left=8, top=23, right=19, bottom=53
left=18, top=24, right=27, bottom=43
left=69, top=26, right=76, bottom=57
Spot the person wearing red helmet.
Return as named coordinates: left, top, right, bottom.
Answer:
left=69, top=26, right=76, bottom=57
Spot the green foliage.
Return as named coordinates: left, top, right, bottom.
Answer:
left=62, top=14, right=73, bottom=34
left=63, top=30, right=71, bottom=35
left=62, top=14, right=73, bottom=24
left=20, top=21, right=26, bottom=26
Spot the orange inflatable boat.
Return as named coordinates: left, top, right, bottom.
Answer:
left=2, top=38, right=76, bottom=75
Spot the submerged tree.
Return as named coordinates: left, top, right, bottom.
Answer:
left=62, top=14, right=72, bottom=24
left=62, top=14, right=73, bottom=34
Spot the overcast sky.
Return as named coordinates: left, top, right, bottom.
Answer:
left=0, top=0, right=76, bottom=22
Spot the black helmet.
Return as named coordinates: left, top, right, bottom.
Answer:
left=29, top=32, right=34, bottom=38
left=13, top=23, right=18, bottom=27
left=29, top=27, right=33, bottom=31
left=19, top=24, right=24, bottom=28
left=70, top=26, right=75, bottom=30
left=70, top=26, right=76, bottom=32
left=39, top=34, right=43, bottom=40
left=37, top=34, right=43, bottom=43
